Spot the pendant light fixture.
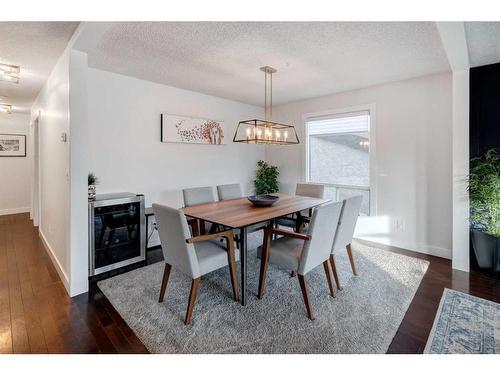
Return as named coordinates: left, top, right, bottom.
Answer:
left=233, top=66, right=299, bottom=145
left=0, top=104, right=12, bottom=114
left=0, top=63, right=21, bottom=84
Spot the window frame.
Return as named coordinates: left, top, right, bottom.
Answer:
left=302, top=104, right=377, bottom=216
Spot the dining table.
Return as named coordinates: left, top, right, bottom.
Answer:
left=182, top=193, right=329, bottom=305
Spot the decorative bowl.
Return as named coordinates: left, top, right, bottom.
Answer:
left=247, top=194, right=280, bottom=207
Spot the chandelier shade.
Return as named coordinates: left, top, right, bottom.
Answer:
left=233, top=119, right=299, bottom=145
left=234, top=66, right=299, bottom=145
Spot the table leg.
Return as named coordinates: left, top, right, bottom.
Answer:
left=145, top=215, right=150, bottom=250
left=240, top=226, right=247, bottom=306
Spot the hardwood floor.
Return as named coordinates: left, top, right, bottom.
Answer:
left=0, top=213, right=498, bottom=353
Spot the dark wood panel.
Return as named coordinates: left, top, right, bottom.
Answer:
left=0, top=213, right=498, bottom=354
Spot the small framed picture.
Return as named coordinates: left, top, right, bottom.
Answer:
left=0, top=134, right=26, bottom=157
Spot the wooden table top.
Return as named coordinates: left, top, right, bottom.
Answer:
left=181, top=193, right=330, bottom=228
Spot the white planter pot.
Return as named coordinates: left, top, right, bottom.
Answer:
left=88, top=185, right=96, bottom=200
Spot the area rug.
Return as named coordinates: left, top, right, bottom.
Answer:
left=424, top=288, right=500, bottom=354
left=98, top=237, right=429, bottom=353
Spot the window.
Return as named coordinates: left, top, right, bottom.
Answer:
left=305, top=110, right=372, bottom=215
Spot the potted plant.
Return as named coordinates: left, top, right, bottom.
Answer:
left=469, top=149, right=500, bottom=272
left=254, top=160, right=279, bottom=195
left=88, top=172, right=99, bottom=200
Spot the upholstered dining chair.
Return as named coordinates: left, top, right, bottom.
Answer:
left=216, top=183, right=266, bottom=248
left=183, top=186, right=217, bottom=235
left=258, top=201, right=343, bottom=320
left=276, top=183, right=326, bottom=233
left=216, top=183, right=243, bottom=201
left=153, top=203, right=240, bottom=325
left=296, top=183, right=326, bottom=199
left=329, top=195, right=363, bottom=290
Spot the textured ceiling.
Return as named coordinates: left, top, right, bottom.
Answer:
left=83, top=22, right=451, bottom=106
left=0, top=22, right=79, bottom=113
left=465, top=22, right=500, bottom=67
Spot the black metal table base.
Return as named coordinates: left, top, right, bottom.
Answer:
left=239, top=219, right=274, bottom=306
left=239, top=226, right=248, bottom=306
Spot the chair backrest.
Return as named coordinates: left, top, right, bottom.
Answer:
left=296, top=183, right=325, bottom=199
left=152, top=203, right=200, bottom=278
left=332, top=195, right=363, bottom=253
left=182, top=186, right=216, bottom=206
left=298, top=201, right=343, bottom=275
left=217, top=183, right=243, bottom=201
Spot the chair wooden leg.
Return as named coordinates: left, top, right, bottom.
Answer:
left=346, top=243, right=358, bottom=276
left=258, top=228, right=271, bottom=299
left=323, top=260, right=337, bottom=297
left=226, top=235, right=240, bottom=302
left=329, top=254, right=341, bottom=290
left=199, top=220, right=206, bottom=235
left=297, top=274, right=314, bottom=320
left=158, top=263, right=172, bottom=302
left=188, top=219, right=199, bottom=236
left=295, top=216, right=302, bottom=233
left=184, top=278, right=201, bottom=325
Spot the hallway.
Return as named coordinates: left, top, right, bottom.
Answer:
left=0, top=213, right=147, bottom=353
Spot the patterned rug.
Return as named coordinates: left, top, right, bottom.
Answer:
left=425, top=288, right=500, bottom=354
left=98, top=237, right=429, bottom=353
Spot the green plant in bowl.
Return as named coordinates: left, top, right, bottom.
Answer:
left=254, top=160, right=279, bottom=195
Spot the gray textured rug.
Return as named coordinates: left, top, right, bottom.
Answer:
left=98, top=236, right=429, bottom=353
left=425, top=289, right=500, bottom=354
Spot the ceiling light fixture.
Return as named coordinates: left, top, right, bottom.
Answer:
left=0, top=104, right=12, bottom=114
left=0, top=63, right=21, bottom=84
left=233, top=66, right=299, bottom=145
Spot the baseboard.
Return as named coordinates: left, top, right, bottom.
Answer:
left=39, top=229, right=70, bottom=295
left=356, top=236, right=452, bottom=260
left=0, top=207, right=30, bottom=216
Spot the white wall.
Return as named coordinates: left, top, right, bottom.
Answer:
left=0, top=113, right=32, bottom=215
left=266, top=73, right=453, bottom=258
left=29, top=45, right=91, bottom=297
left=87, top=68, right=265, bottom=246
left=68, top=50, right=90, bottom=296
left=451, top=70, right=470, bottom=271
left=31, top=47, right=72, bottom=291
left=436, top=22, right=471, bottom=272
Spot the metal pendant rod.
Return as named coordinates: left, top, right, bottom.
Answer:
left=260, top=66, right=277, bottom=123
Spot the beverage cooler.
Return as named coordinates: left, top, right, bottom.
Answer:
left=88, top=193, right=145, bottom=276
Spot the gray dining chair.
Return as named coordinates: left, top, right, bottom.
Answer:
left=296, top=183, right=326, bottom=199
left=217, top=183, right=265, bottom=247
left=277, top=183, right=325, bottom=233
left=217, top=183, right=244, bottom=201
left=183, top=186, right=217, bottom=235
left=329, top=195, right=363, bottom=290
left=153, top=203, right=240, bottom=325
left=258, top=201, right=343, bottom=320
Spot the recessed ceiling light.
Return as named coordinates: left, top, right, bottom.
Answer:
left=0, top=104, right=13, bottom=114
left=0, top=63, right=21, bottom=84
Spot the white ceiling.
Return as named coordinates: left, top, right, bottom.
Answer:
left=465, top=22, right=500, bottom=67
left=82, top=22, right=451, bottom=106
left=0, top=22, right=78, bottom=113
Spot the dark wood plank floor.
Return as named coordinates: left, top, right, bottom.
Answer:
left=0, top=213, right=498, bottom=354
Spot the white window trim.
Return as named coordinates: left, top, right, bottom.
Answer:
left=301, top=103, right=377, bottom=216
